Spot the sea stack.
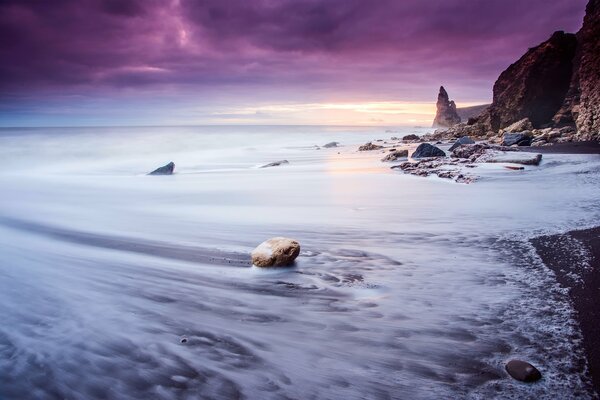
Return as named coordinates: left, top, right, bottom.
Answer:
left=432, top=86, right=461, bottom=128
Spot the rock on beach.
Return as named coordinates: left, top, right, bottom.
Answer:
left=251, top=237, right=301, bottom=267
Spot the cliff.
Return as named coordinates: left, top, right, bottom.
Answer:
left=575, top=0, right=600, bottom=138
left=487, top=31, right=577, bottom=131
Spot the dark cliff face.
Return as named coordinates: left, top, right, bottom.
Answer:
left=488, top=31, right=577, bottom=131
left=576, top=0, right=600, bottom=138
left=432, top=86, right=461, bottom=128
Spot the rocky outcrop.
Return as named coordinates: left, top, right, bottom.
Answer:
left=323, top=142, right=339, bottom=148
left=251, top=237, right=300, bottom=267
left=432, top=86, right=461, bottom=128
left=148, top=161, right=175, bottom=175
left=412, top=143, right=446, bottom=158
left=575, top=0, right=600, bottom=139
left=487, top=31, right=578, bottom=131
left=476, top=0, right=599, bottom=141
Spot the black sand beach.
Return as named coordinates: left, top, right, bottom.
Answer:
left=532, top=227, right=600, bottom=394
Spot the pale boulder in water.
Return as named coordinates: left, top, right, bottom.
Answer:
left=251, top=237, right=301, bottom=267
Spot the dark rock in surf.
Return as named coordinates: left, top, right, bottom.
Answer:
left=449, top=136, right=475, bottom=151
left=412, top=143, right=446, bottom=158
left=323, top=142, right=339, bottom=148
left=381, top=150, right=409, bottom=162
left=260, top=160, right=289, bottom=168
left=502, top=133, right=533, bottom=147
left=148, top=162, right=175, bottom=175
left=505, top=359, right=542, bottom=382
left=402, top=134, right=420, bottom=141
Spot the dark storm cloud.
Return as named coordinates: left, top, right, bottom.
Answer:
left=0, top=0, right=588, bottom=100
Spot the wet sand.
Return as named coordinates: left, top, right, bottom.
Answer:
left=532, top=227, right=600, bottom=394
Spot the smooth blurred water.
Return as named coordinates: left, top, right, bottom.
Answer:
left=1, top=125, right=600, bottom=399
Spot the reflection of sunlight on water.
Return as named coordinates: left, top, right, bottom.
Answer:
left=323, top=151, right=387, bottom=175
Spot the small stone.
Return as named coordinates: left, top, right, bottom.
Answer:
left=260, top=160, right=289, bottom=168
left=180, top=337, right=188, bottom=343
left=504, top=165, right=525, bottom=170
left=148, top=162, right=175, bottom=175
left=251, top=237, right=300, bottom=267
left=505, top=359, right=542, bottom=382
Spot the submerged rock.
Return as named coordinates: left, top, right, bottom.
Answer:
left=251, top=237, right=301, bottom=267
left=260, top=160, right=289, bottom=168
left=449, top=136, right=475, bottom=151
left=505, top=359, right=542, bottom=382
left=502, top=133, right=533, bottom=146
left=412, top=143, right=446, bottom=158
left=323, top=142, right=339, bottom=148
left=358, top=142, right=384, bottom=151
left=381, top=150, right=409, bottom=162
left=148, top=162, right=175, bottom=175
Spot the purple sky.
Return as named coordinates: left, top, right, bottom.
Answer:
left=0, top=0, right=588, bottom=126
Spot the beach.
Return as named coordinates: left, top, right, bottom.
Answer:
left=1, top=125, right=600, bottom=399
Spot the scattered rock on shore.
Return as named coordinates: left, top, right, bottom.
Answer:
left=358, top=142, right=384, bottom=151
left=505, top=359, right=542, bottom=382
left=449, top=136, right=475, bottom=151
left=501, top=118, right=534, bottom=134
left=402, top=134, right=420, bottom=141
left=251, top=237, right=301, bottom=267
left=502, top=132, right=533, bottom=147
left=381, top=150, right=409, bottom=162
left=260, top=160, right=289, bottom=168
left=485, top=152, right=542, bottom=166
left=412, top=143, right=446, bottom=158
left=148, top=162, right=175, bottom=175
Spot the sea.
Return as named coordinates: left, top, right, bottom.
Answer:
left=1, top=125, right=599, bottom=399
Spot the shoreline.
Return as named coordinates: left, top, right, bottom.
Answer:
left=524, top=141, right=600, bottom=155
left=531, top=227, right=600, bottom=395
